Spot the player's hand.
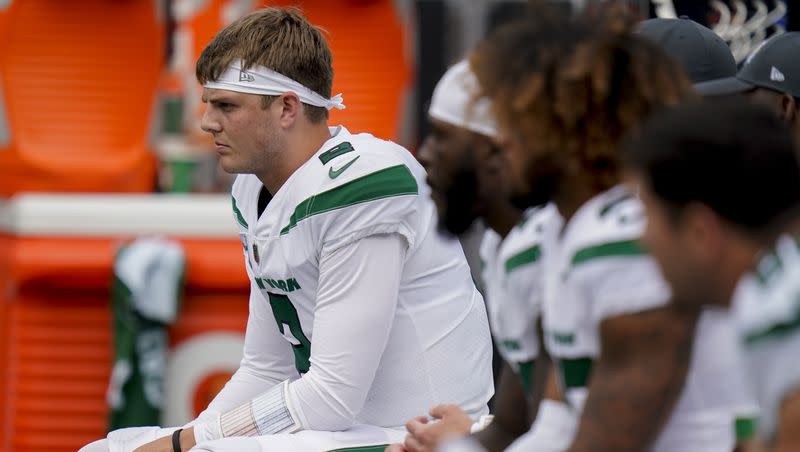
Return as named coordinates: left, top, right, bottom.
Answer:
left=734, top=438, right=768, bottom=452
left=133, top=428, right=196, bottom=452
left=402, top=405, right=473, bottom=452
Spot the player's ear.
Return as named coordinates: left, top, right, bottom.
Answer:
left=483, top=138, right=507, bottom=174
left=277, top=92, right=301, bottom=128
left=683, top=202, right=724, bottom=263
left=780, top=93, right=798, bottom=123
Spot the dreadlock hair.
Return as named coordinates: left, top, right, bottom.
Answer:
left=471, top=2, right=695, bottom=193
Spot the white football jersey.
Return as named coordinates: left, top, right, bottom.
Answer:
left=230, top=126, right=494, bottom=428
left=541, top=185, right=752, bottom=451
left=732, top=234, right=800, bottom=439
left=479, top=204, right=558, bottom=395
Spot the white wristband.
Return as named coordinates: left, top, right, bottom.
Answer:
left=218, top=380, right=300, bottom=438
left=192, top=413, right=223, bottom=444
left=469, top=414, right=494, bottom=434
left=439, top=436, right=489, bottom=452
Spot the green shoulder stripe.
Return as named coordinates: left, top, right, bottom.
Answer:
left=744, top=298, right=800, bottom=344
left=599, top=192, right=634, bottom=217
left=280, top=164, right=418, bottom=235
left=570, top=239, right=644, bottom=267
left=232, top=197, right=248, bottom=229
left=505, top=245, right=542, bottom=273
left=319, top=142, right=355, bottom=165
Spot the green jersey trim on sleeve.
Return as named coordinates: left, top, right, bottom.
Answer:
left=570, top=239, right=645, bottom=268
left=752, top=250, right=783, bottom=287
left=557, top=357, right=594, bottom=389
left=318, top=141, right=356, bottom=165
left=517, top=359, right=535, bottom=397
left=504, top=244, right=542, bottom=274
left=232, top=197, right=248, bottom=229
left=280, top=164, right=419, bottom=235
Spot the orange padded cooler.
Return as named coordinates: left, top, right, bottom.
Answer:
left=0, top=195, right=249, bottom=452
left=0, top=0, right=165, bottom=195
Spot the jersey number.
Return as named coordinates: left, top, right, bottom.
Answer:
left=267, top=293, right=312, bottom=374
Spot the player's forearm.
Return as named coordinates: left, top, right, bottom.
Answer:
left=774, top=388, right=800, bottom=452
left=473, top=361, right=531, bottom=451
left=285, top=234, right=406, bottom=430
left=566, top=306, right=699, bottom=452
left=201, top=365, right=284, bottom=416
left=526, top=322, right=553, bottom=425
left=473, top=422, right=523, bottom=452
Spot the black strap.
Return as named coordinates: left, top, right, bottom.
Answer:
left=172, top=429, right=183, bottom=452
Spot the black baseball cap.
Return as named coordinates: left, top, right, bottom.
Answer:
left=696, top=32, right=800, bottom=98
left=637, top=17, right=737, bottom=84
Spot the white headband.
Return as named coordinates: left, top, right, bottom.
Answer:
left=204, top=59, right=345, bottom=110
left=428, top=60, right=497, bottom=138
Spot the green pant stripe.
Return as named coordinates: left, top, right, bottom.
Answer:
left=326, top=445, right=389, bottom=452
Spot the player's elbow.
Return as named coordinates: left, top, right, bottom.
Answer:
left=306, top=411, right=358, bottom=432
left=289, top=374, right=364, bottom=431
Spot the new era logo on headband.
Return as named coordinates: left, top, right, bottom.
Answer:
left=239, top=70, right=255, bottom=82
left=771, top=66, right=785, bottom=82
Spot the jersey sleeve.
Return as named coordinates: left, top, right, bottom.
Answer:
left=286, top=233, right=407, bottom=430
left=570, top=201, right=671, bottom=323
left=580, top=251, right=671, bottom=322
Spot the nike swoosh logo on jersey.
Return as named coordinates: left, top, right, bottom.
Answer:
left=328, top=155, right=360, bottom=179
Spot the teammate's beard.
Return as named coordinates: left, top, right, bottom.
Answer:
left=509, top=151, right=562, bottom=210
left=437, top=159, right=482, bottom=237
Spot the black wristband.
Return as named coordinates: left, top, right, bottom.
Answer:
left=172, top=428, right=183, bottom=452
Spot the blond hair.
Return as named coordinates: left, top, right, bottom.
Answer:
left=196, top=7, right=333, bottom=123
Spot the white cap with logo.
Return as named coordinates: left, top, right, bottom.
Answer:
left=428, top=60, right=497, bottom=138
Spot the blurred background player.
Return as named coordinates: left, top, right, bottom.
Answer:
left=470, top=5, right=754, bottom=451
left=697, top=31, right=800, bottom=140
left=387, top=59, right=564, bottom=452
left=637, top=16, right=738, bottom=84
left=638, top=15, right=762, bottom=449
left=624, top=97, right=800, bottom=452
left=80, top=7, right=493, bottom=452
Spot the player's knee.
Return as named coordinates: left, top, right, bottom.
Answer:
left=192, top=437, right=262, bottom=452
left=77, top=438, right=109, bottom=452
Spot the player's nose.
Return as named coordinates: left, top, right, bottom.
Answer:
left=201, top=107, right=222, bottom=134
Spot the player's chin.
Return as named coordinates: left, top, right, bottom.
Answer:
left=217, top=155, right=243, bottom=174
